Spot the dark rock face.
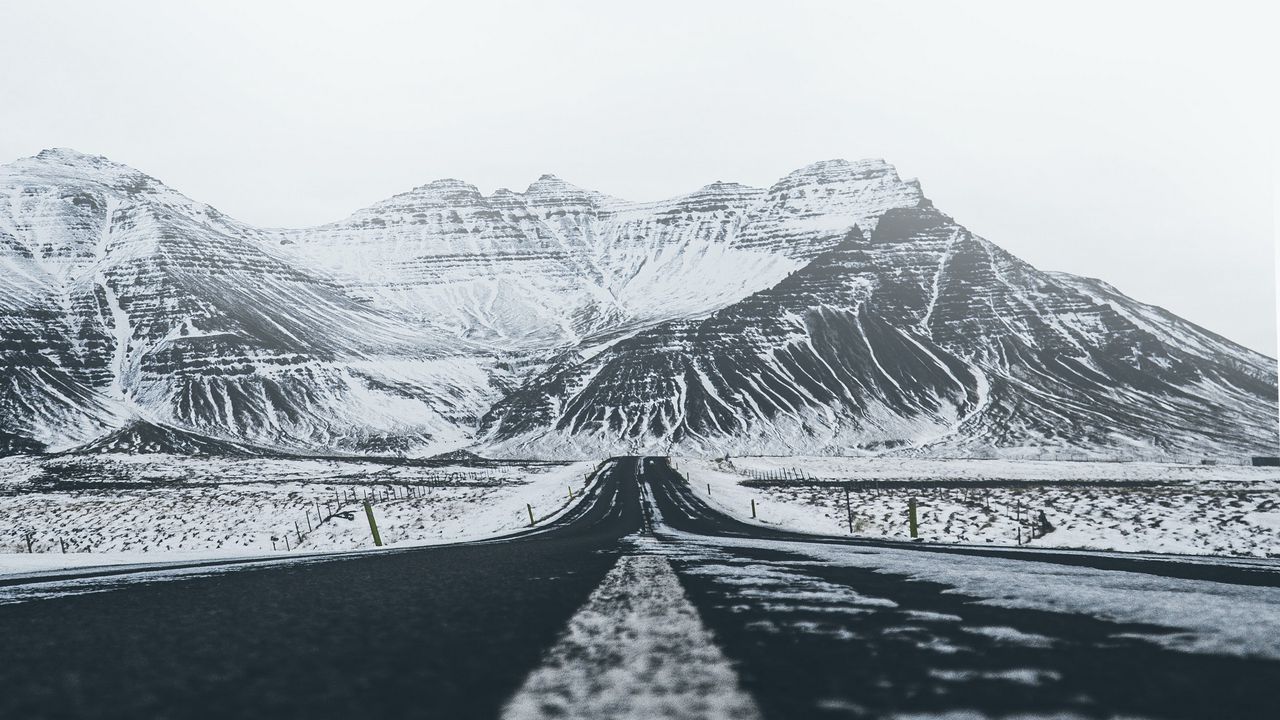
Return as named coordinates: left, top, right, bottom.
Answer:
left=482, top=206, right=1278, bottom=458
left=481, top=228, right=981, bottom=455
left=0, top=149, right=1274, bottom=459
left=69, top=420, right=268, bottom=456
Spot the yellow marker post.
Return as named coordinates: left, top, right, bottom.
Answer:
left=363, top=500, right=383, bottom=547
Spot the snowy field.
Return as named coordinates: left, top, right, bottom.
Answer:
left=678, top=456, right=1280, bottom=558
left=0, top=454, right=595, bottom=575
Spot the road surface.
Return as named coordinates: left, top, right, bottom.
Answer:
left=1, top=457, right=1276, bottom=719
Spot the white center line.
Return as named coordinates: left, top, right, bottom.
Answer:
left=502, top=554, right=762, bottom=720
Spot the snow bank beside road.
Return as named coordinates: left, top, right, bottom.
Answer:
left=677, top=457, right=1280, bottom=558
left=719, top=455, right=1278, bottom=483
left=0, top=455, right=595, bottom=576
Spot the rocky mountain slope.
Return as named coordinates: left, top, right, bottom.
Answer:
left=482, top=202, right=1277, bottom=457
left=0, top=149, right=498, bottom=455
left=0, top=149, right=1274, bottom=458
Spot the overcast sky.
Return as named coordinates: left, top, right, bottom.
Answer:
left=2, top=0, right=1275, bottom=354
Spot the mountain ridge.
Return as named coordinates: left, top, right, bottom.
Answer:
left=1, top=148, right=1274, bottom=459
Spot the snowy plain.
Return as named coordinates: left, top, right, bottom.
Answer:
left=0, top=454, right=595, bottom=576
left=677, top=456, right=1280, bottom=558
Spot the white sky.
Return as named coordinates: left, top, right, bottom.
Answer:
left=2, top=0, right=1276, bottom=354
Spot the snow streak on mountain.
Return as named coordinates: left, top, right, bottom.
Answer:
left=0, top=149, right=1274, bottom=458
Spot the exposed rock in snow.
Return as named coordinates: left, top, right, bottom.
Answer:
left=69, top=420, right=270, bottom=457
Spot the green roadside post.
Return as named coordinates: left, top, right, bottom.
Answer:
left=751, top=499, right=757, bottom=519
left=908, top=497, right=919, bottom=539
left=527, top=503, right=536, bottom=526
left=363, top=500, right=383, bottom=547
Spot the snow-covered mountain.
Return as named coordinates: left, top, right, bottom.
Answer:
left=0, top=149, right=498, bottom=455
left=1, top=149, right=1274, bottom=459
left=269, top=158, right=921, bottom=350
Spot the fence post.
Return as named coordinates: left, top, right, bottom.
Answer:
left=908, top=497, right=919, bottom=539
left=845, top=485, right=853, bottom=534
left=363, top=500, right=383, bottom=547
left=294, top=521, right=302, bottom=544
left=527, top=503, right=536, bottom=527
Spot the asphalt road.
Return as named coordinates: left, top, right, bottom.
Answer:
left=1, top=457, right=1276, bottom=719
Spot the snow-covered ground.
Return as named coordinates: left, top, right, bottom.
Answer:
left=678, top=457, right=1280, bottom=558
left=642, top=531, right=1280, bottom=662
left=0, top=454, right=595, bottom=575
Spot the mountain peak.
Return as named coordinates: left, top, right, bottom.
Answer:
left=787, top=157, right=898, bottom=179
left=696, top=180, right=756, bottom=192
left=522, top=173, right=606, bottom=206
left=524, top=173, right=576, bottom=193
left=7, top=148, right=162, bottom=195
left=19, top=147, right=135, bottom=176
left=395, top=178, right=483, bottom=202
left=35, top=147, right=104, bottom=163
left=683, top=180, right=765, bottom=203
left=417, top=178, right=479, bottom=192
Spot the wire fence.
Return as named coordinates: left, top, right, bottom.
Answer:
left=5, top=466, right=603, bottom=555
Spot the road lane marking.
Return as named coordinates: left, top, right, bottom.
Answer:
left=501, top=554, right=761, bottom=720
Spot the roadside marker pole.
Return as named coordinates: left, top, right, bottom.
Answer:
left=568, top=486, right=574, bottom=500
left=363, top=500, right=383, bottom=547
left=751, top=499, right=757, bottom=519
left=707, top=483, right=712, bottom=495
left=908, top=497, right=919, bottom=539
left=845, top=485, right=853, bottom=534
left=527, top=504, right=536, bottom=527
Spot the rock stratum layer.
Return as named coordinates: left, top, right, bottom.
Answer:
left=1, top=149, right=1274, bottom=459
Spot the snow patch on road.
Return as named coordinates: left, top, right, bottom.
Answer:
left=660, top=531, right=1280, bottom=661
